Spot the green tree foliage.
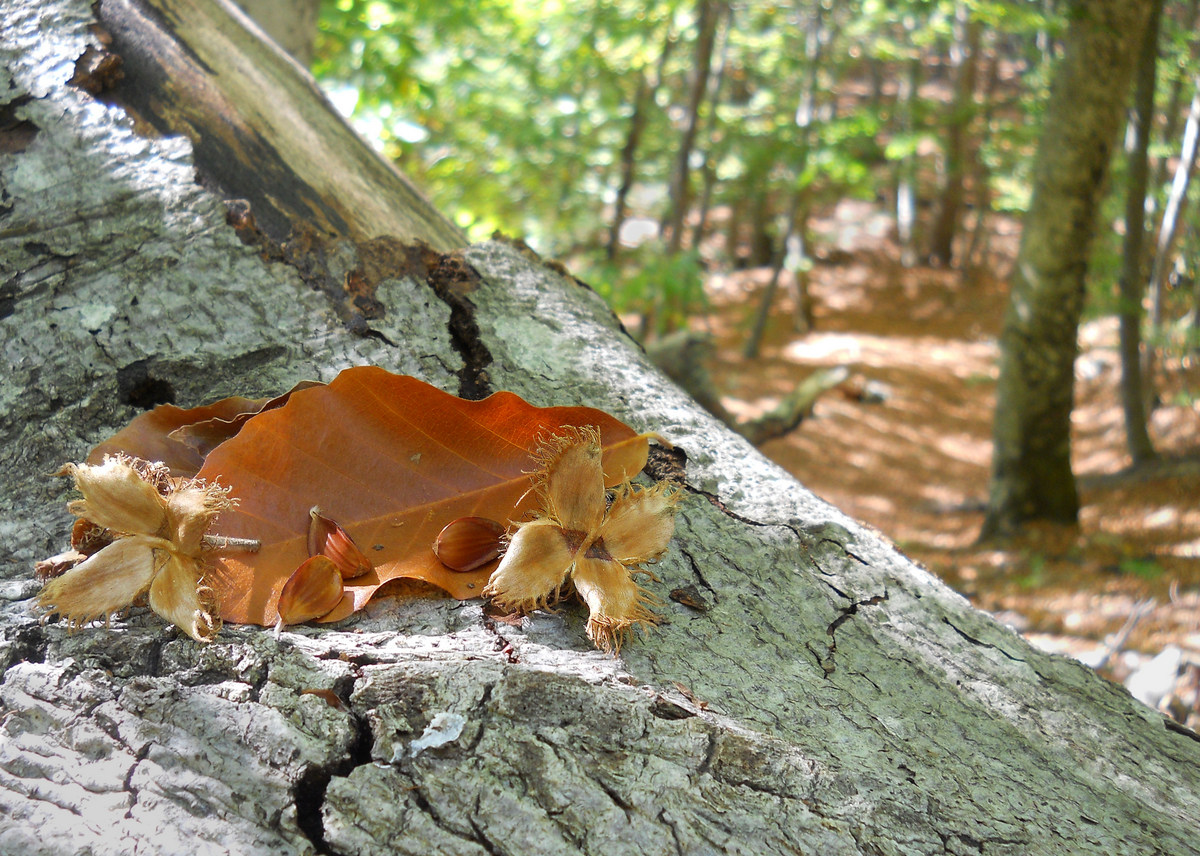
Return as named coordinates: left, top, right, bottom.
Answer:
left=314, top=1, right=896, bottom=286
left=315, top=0, right=681, bottom=251
left=313, top=0, right=1197, bottom=372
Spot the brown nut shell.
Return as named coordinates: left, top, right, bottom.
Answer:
left=70, top=517, right=112, bottom=556
left=277, top=555, right=344, bottom=626
left=433, top=516, right=506, bottom=571
left=307, top=506, right=373, bottom=579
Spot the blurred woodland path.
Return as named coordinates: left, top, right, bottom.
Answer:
left=684, top=198, right=1200, bottom=725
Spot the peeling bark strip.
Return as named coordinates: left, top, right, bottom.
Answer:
left=225, top=209, right=494, bottom=398
left=2, top=0, right=1200, bottom=853
left=93, top=0, right=463, bottom=249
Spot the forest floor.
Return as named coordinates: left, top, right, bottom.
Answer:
left=691, top=199, right=1200, bottom=726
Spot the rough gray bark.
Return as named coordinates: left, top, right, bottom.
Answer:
left=983, top=0, right=1155, bottom=535
left=2, top=1, right=1200, bottom=855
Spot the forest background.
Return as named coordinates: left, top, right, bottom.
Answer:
left=253, top=0, right=1199, bottom=725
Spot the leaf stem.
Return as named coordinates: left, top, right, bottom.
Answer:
left=201, top=534, right=261, bottom=553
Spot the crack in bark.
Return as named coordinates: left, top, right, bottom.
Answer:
left=810, top=587, right=889, bottom=677
left=291, top=702, right=373, bottom=855
left=658, top=808, right=686, bottom=856
left=119, top=744, right=150, bottom=820
left=479, top=611, right=521, bottom=663
left=465, top=684, right=495, bottom=755
left=0, top=620, right=48, bottom=671
left=826, top=592, right=888, bottom=637
left=681, top=482, right=870, bottom=582
left=291, top=764, right=336, bottom=855
left=466, top=802, right=506, bottom=856
left=1165, top=717, right=1200, bottom=744
left=423, top=252, right=494, bottom=400
left=594, top=775, right=635, bottom=824
left=696, top=729, right=719, bottom=776
left=677, top=547, right=717, bottom=604
left=397, top=779, right=490, bottom=853
left=940, top=617, right=1026, bottom=662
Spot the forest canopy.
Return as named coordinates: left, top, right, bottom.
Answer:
left=311, top=1, right=1197, bottom=351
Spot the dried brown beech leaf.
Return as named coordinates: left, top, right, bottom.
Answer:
left=88, top=383, right=319, bottom=478
left=483, top=427, right=682, bottom=654
left=300, top=688, right=351, bottom=713
left=192, top=368, right=651, bottom=626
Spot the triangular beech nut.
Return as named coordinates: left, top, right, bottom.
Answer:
left=277, top=555, right=344, bottom=627
left=307, top=506, right=373, bottom=579
left=434, top=517, right=506, bottom=571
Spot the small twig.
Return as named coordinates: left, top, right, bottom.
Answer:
left=1096, top=598, right=1157, bottom=672
left=201, top=534, right=261, bottom=553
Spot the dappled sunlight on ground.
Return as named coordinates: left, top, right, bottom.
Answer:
left=685, top=203, right=1200, bottom=725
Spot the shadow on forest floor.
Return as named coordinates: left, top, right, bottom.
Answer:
left=681, top=199, right=1200, bottom=727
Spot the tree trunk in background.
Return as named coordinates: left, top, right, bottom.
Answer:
left=743, top=0, right=826, bottom=359
left=1149, top=77, right=1200, bottom=331
left=661, top=0, right=720, bottom=254
left=1034, top=0, right=1060, bottom=67
left=895, top=44, right=921, bottom=269
left=1150, top=0, right=1200, bottom=200
left=606, top=32, right=674, bottom=262
left=927, top=2, right=981, bottom=267
left=746, top=176, right=774, bottom=266
left=1118, top=0, right=1163, bottom=465
left=4, top=1, right=1200, bottom=854
left=982, top=0, right=1154, bottom=537
left=232, top=0, right=319, bottom=65
left=962, top=39, right=1000, bottom=278
left=744, top=197, right=798, bottom=360
left=687, top=7, right=731, bottom=253
left=606, top=73, right=650, bottom=261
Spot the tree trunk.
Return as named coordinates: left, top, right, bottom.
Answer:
left=3, top=1, right=1200, bottom=855
left=743, top=1, right=825, bottom=359
left=895, top=46, right=921, bottom=269
left=981, top=0, right=1155, bottom=537
left=660, top=0, right=721, bottom=254
left=744, top=199, right=797, bottom=360
left=606, top=27, right=675, bottom=262
left=606, top=72, right=651, bottom=261
left=1149, top=0, right=1200, bottom=203
left=687, top=10, right=731, bottom=255
left=1149, top=77, right=1200, bottom=331
left=1117, top=0, right=1163, bottom=465
left=927, top=3, right=981, bottom=268
left=961, top=38, right=1000, bottom=279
